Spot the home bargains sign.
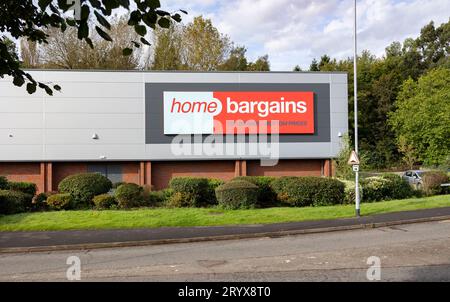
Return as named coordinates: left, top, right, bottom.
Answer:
left=163, top=91, right=314, bottom=134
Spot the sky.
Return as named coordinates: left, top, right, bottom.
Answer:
left=162, top=0, right=450, bottom=70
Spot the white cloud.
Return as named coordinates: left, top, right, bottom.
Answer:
left=169, top=0, right=449, bottom=70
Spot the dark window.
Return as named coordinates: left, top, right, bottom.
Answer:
left=87, top=163, right=123, bottom=183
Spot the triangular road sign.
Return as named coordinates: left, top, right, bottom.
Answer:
left=347, top=150, right=360, bottom=165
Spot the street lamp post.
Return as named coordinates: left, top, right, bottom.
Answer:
left=353, top=0, right=360, bottom=217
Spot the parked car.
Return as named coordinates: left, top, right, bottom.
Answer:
left=402, top=170, right=425, bottom=188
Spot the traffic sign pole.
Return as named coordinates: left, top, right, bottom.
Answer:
left=353, top=0, right=360, bottom=217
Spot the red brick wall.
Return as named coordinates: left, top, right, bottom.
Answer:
left=0, top=163, right=42, bottom=191
left=151, top=161, right=236, bottom=190
left=247, top=159, right=323, bottom=177
left=52, top=163, right=87, bottom=190
left=1, top=159, right=328, bottom=193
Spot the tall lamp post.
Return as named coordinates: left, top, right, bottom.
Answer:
left=353, top=0, right=360, bottom=217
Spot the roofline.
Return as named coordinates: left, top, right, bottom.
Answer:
left=22, top=68, right=348, bottom=74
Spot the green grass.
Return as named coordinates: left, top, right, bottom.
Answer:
left=1, top=195, right=449, bottom=232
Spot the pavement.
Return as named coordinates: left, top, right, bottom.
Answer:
left=1, top=206, right=450, bottom=253
left=1, top=220, right=449, bottom=281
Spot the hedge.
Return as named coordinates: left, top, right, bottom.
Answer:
left=115, top=183, right=143, bottom=209
left=232, top=176, right=277, bottom=207
left=422, top=171, right=449, bottom=195
left=58, top=173, right=112, bottom=207
left=0, top=176, right=8, bottom=190
left=215, top=180, right=258, bottom=209
left=93, top=194, right=117, bottom=210
left=7, top=181, right=37, bottom=196
left=168, top=177, right=210, bottom=207
left=0, top=190, right=32, bottom=215
left=271, top=176, right=345, bottom=207
left=46, top=193, right=74, bottom=210
left=361, top=174, right=414, bottom=202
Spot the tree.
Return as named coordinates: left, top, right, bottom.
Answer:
left=181, top=16, right=231, bottom=71
left=293, top=65, right=302, bottom=71
left=247, top=54, right=270, bottom=71
left=219, top=46, right=248, bottom=71
left=151, top=25, right=183, bottom=70
left=397, top=136, right=418, bottom=169
left=20, top=39, right=40, bottom=68
left=35, top=16, right=142, bottom=69
left=309, top=58, right=319, bottom=71
left=0, top=0, right=186, bottom=94
left=389, top=68, right=450, bottom=166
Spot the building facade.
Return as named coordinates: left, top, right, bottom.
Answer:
left=0, top=70, right=348, bottom=192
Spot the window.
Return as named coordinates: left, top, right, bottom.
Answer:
left=87, top=163, right=123, bottom=183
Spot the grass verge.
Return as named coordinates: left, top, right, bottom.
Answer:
left=0, top=195, right=449, bottom=231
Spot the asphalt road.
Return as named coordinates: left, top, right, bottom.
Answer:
left=1, top=220, right=449, bottom=282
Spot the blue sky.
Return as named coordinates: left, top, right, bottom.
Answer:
left=162, top=0, right=450, bottom=70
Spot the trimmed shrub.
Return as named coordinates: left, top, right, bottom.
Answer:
left=31, top=192, right=49, bottom=211
left=7, top=181, right=37, bottom=196
left=112, top=181, right=127, bottom=189
left=205, top=178, right=225, bottom=205
left=0, top=176, right=8, bottom=190
left=361, top=174, right=414, bottom=202
left=58, top=173, right=112, bottom=207
left=0, top=190, right=31, bottom=215
left=46, top=193, right=74, bottom=210
left=165, top=191, right=194, bottom=208
left=169, top=177, right=210, bottom=207
left=215, top=180, right=258, bottom=209
left=143, top=187, right=173, bottom=207
left=115, top=183, right=143, bottom=209
left=93, top=194, right=117, bottom=210
left=422, top=171, right=449, bottom=196
left=232, top=176, right=277, bottom=207
left=271, top=176, right=345, bottom=207
left=340, top=180, right=363, bottom=205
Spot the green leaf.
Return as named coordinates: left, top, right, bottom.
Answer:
left=53, top=84, right=61, bottom=91
left=180, top=9, right=188, bottom=14
left=140, top=37, right=151, bottom=46
left=80, top=5, right=90, bottom=20
left=66, top=19, right=76, bottom=26
left=78, top=21, right=89, bottom=39
left=118, top=0, right=130, bottom=8
left=123, top=48, right=133, bottom=56
left=132, top=41, right=140, bottom=48
left=85, top=37, right=94, bottom=49
left=142, top=11, right=157, bottom=27
left=158, top=17, right=170, bottom=28
left=95, top=26, right=113, bottom=42
left=172, top=13, right=181, bottom=23
left=38, top=0, right=52, bottom=10
left=134, top=24, right=147, bottom=36
left=128, top=11, right=141, bottom=26
left=147, top=0, right=161, bottom=9
left=26, top=83, right=37, bottom=94
left=13, top=76, right=25, bottom=87
left=94, top=10, right=111, bottom=30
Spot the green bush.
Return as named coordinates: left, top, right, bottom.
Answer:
left=0, top=190, right=32, bottom=215
left=422, top=171, right=449, bottom=196
left=0, top=176, right=8, bottom=190
left=169, top=177, right=210, bottom=207
left=165, top=191, right=194, bottom=208
left=232, top=176, right=277, bottom=207
left=143, top=187, right=174, bottom=207
left=340, top=180, right=363, bottom=205
left=361, top=174, right=414, bottom=202
left=7, top=181, right=37, bottom=196
left=205, top=178, right=225, bottom=205
left=93, top=194, right=117, bottom=210
left=31, top=192, right=49, bottom=211
left=271, top=176, right=345, bottom=207
left=112, top=182, right=127, bottom=189
left=58, top=173, right=112, bottom=207
left=215, top=180, right=258, bottom=209
left=46, top=193, right=74, bottom=210
left=115, top=183, right=143, bottom=209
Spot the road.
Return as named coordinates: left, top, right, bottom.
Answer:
left=1, top=220, right=449, bottom=281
